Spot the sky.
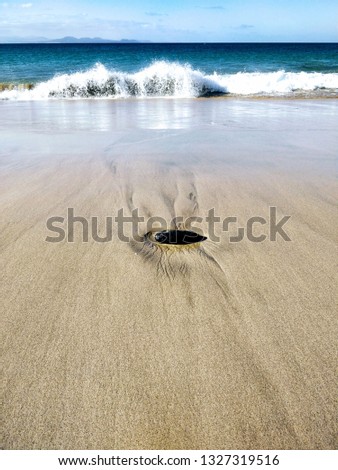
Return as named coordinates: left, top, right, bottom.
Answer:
left=0, top=0, right=337, bottom=42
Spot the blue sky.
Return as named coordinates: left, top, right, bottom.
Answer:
left=1, top=0, right=337, bottom=42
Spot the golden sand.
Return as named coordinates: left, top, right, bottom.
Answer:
left=1, top=99, right=337, bottom=449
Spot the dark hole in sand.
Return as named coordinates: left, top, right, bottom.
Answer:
left=154, top=230, right=207, bottom=245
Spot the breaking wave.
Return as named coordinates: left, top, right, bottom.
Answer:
left=1, top=61, right=338, bottom=100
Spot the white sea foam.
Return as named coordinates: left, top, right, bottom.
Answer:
left=1, top=61, right=337, bottom=100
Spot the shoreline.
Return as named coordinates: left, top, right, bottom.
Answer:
left=1, top=88, right=337, bottom=100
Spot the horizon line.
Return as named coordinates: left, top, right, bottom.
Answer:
left=1, top=40, right=337, bottom=44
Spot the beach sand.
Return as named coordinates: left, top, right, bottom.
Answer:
left=1, top=98, right=337, bottom=449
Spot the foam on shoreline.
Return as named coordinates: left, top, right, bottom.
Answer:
left=1, top=61, right=338, bottom=100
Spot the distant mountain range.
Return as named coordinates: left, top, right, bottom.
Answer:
left=44, top=36, right=151, bottom=44
left=0, top=36, right=151, bottom=44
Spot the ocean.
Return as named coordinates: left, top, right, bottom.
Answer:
left=0, top=42, right=337, bottom=99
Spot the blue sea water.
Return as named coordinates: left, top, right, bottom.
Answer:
left=0, top=43, right=337, bottom=99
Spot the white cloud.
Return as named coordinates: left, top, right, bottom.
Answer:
left=201, top=5, right=225, bottom=10
left=235, top=24, right=254, bottom=30
left=21, top=3, right=32, bottom=8
left=145, top=12, right=168, bottom=17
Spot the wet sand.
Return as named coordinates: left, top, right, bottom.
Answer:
left=1, top=99, right=337, bottom=449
